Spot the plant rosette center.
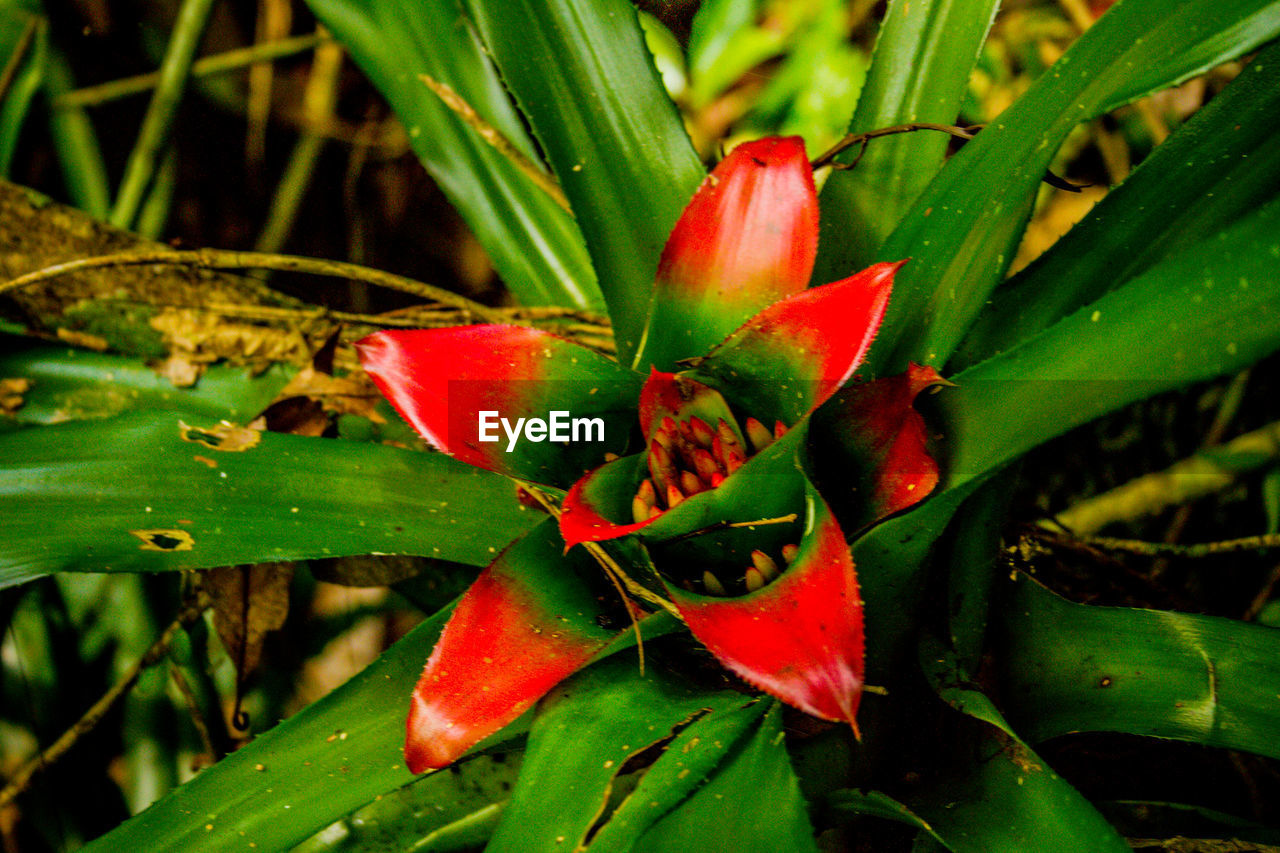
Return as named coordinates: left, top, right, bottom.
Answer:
left=357, top=135, right=945, bottom=773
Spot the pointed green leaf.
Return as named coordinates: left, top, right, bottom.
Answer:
left=630, top=702, right=819, bottom=853
left=954, top=42, right=1280, bottom=368
left=868, top=0, right=1280, bottom=373
left=999, top=574, right=1280, bottom=759
left=904, top=724, right=1129, bottom=853
left=911, top=636, right=1129, bottom=852
left=292, top=754, right=520, bottom=853
left=0, top=413, right=541, bottom=587
left=941, top=195, right=1280, bottom=490
left=813, top=0, right=1000, bottom=279
left=85, top=606, right=447, bottom=850
left=0, top=336, right=288, bottom=426
left=303, top=0, right=601, bottom=310
left=485, top=654, right=748, bottom=852
left=586, top=701, right=768, bottom=853
left=461, top=0, right=705, bottom=361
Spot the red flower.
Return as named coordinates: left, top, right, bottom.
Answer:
left=358, top=136, right=942, bottom=773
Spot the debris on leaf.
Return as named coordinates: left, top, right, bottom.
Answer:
left=1, top=378, right=31, bottom=415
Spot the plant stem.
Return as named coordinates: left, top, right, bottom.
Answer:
left=1042, top=530, right=1280, bottom=559
left=255, top=33, right=343, bottom=253
left=109, top=0, right=217, bottom=230
left=0, top=248, right=505, bottom=323
left=0, top=13, right=39, bottom=104
left=1048, top=419, right=1280, bottom=536
left=0, top=598, right=208, bottom=810
left=53, top=34, right=326, bottom=109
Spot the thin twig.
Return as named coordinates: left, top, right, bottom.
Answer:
left=810, top=123, right=983, bottom=171
left=516, top=482, right=682, bottom=628
left=1244, top=563, right=1280, bottom=621
left=1152, top=369, right=1252, bottom=578
left=109, top=0, right=218, bottom=229
left=419, top=74, right=571, bottom=213
left=0, top=598, right=209, bottom=809
left=513, top=482, right=652, bottom=674
left=0, top=249, right=505, bottom=323
left=53, top=34, right=327, bottom=109
left=167, top=661, right=217, bottom=761
left=1048, top=419, right=1280, bottom=536
left=1040, top=529, right=1280, bottom=559
left=663, top=513, right=800, bottom=545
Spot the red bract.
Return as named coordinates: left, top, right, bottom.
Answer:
left=357, top=136, right=942, bottom=773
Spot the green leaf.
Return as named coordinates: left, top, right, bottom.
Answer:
left=42, top=48, right=111, bottom=219
left=904, top=725, right=1129, bottom=852
left=302, top=0, right=601, bottom=310
left=998, top=574, right=1280, bottom=760
left=940, top=195, right=1280, bottom=491
left=868, top=0, right=1280, bottom=373
left=953, top=41, right=1280, bottom=368
left=939, top=474, right=1014, bottom=672
left=84, top=605, right=519, bottom=851
left=461, top=0, right=705, bottom=363
left=0, top=413, right=541, bottom=587
left=687, top=5, right=786, bottom=108
left=813, top=0, right=1000, bottom=279
left=911, top=636, right=1129, bottom=852
left=292, top=754, right=521, bottom=853
left=0, top=336, right=289, bottom=425
left=629, top=702, right=818, bottom=853
left=484, top=652, right=748, bottom=852
left=586, top=701, right=768, bottom=853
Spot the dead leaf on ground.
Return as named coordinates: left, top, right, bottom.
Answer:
left=206, top=563, right=295, bottom=680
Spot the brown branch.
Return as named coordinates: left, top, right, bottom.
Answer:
left=53, top=33, right=328, bottom=109
left=0, top=248, right=506, bottom=324
left=809, top=123, right=984, bottom=171
left=0, top=597, right=209, bottom=809
left=1038, top=529, right=1280, bottom=560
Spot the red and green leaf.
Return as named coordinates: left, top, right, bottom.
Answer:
left=689, top=261, right=902, bottom=426
left=808, top=364, right=947, bottom=533
left=633, top=136, right=820, bottom=372
left=666, top=485, right=866, bottom=731
left=404, top=520, right=622, bottom=773
left=559, top=453, right=663, bottom=547
left=357, top=326, right=641, bottom=487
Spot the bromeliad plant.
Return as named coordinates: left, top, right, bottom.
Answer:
left=356, top=136, right=942, bottom=770
left=4, top=0, right=1280, bottom=849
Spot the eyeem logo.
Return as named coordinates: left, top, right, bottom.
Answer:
left=478, top=411, right=605, bottom=453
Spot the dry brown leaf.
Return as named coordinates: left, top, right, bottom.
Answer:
left=206, top=564, right=295, bottom=680
left=55, top=328, right=110, bottom=351
left=150, top=308, right=320, bottom=367
left=274, top=364, right=385, bottom=422
left=154, top=353, right=203, bottom=387
left=309, top=554, right=423, bottom=587
left=1, top=378, right=31, bottom=415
